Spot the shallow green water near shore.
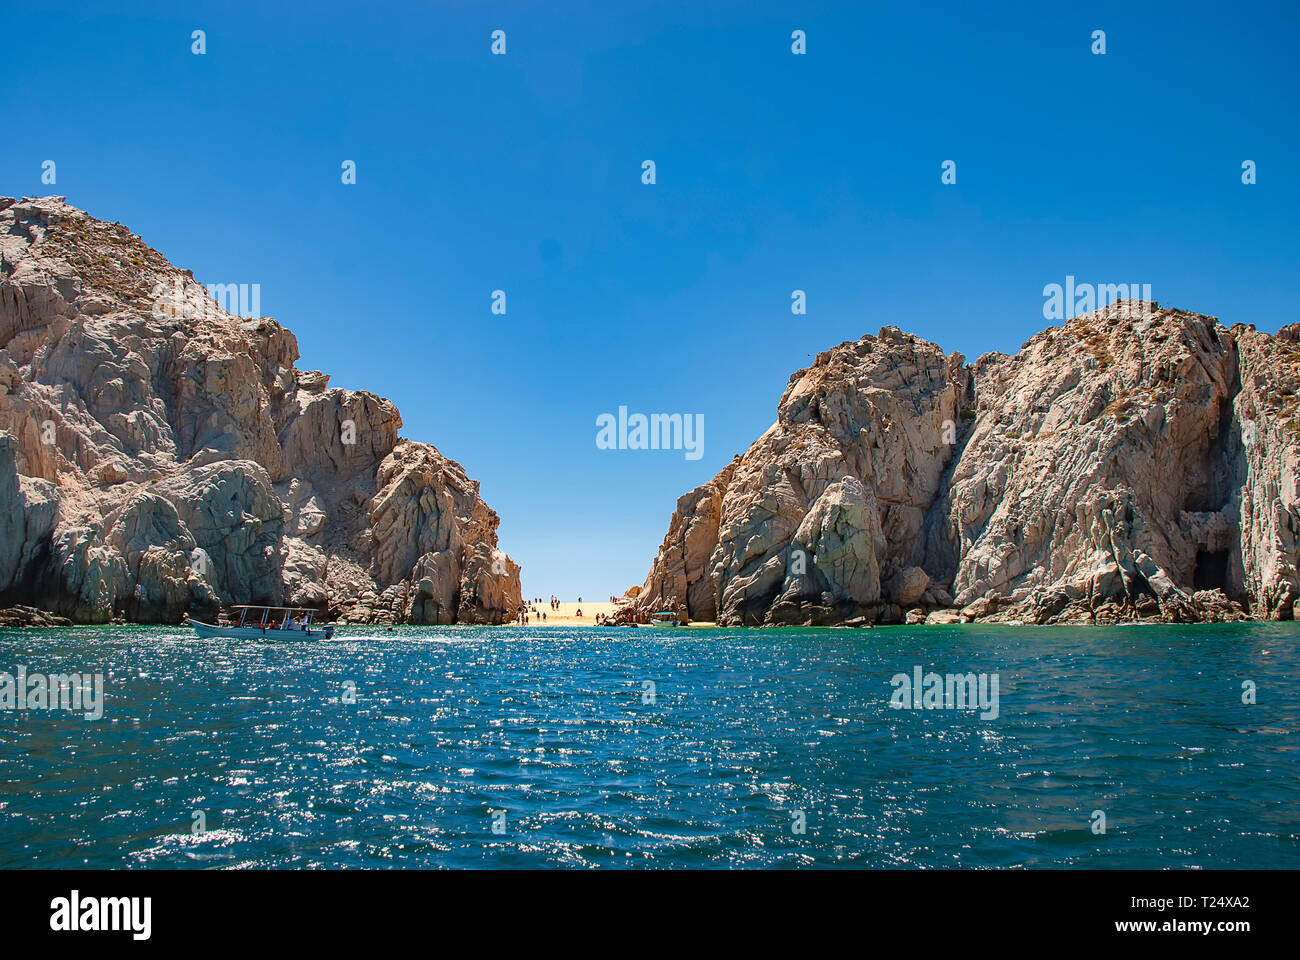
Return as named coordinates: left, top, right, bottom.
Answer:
left=1, top=622, right=1296, bottom=868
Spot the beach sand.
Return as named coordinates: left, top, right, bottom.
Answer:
left=510, top=599, right=718, bottom=627
left=516, top=600, right=619, bottom=626
left=506, top=598, right=722, bottom=629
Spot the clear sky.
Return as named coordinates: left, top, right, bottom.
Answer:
left=5, top=0, right=1298, bottom=600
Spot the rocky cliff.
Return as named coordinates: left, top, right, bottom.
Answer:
left=635, top=302, right=1300, bottom=625
left=0, top=196, right=521, bottom=624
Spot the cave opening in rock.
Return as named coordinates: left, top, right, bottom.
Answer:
left=1193, top=548, right=1230, bottom=591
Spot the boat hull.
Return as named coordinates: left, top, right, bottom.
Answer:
left=190, top=621, right=332, bottom=641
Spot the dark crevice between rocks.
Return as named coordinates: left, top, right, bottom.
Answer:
left=919, top=365, right=979, bottom=589
left=1177, top=339, right=1249, bottom=602
left=1193, top=549, right=1230, bottom=591
left=1214, top=341, right=1249, bottom=600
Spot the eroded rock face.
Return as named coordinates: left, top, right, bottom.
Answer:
left=636, top=302, right=1299, bottom=625
left=636, top=459, right=738, bottom=623
left=637, top=327, right=965, bottom=624
left=0, top=196, right=520, bottom=624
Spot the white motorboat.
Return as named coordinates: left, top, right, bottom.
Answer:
left=189, top=605, right=334, bottom=641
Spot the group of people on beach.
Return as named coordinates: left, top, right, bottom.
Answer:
left=510, top=594, right=639, bottom=626
left=515, top=599, right=548, bottom=625
left=514, top=596, right=592, bottom=624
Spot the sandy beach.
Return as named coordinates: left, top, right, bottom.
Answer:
left=516, top=600, right=619, bottom=626
left=512, top=599, right=720, bottom=627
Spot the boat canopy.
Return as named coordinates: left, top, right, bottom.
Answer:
left=228, top=606, right=320, bottom=627
left=228, top=605, right=321, bottom=611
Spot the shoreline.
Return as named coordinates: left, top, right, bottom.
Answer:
left=0, top=595, right=1280, bottom=631
left=0, top=604, right=1287, bottom=631
left=509, top=600, right=620, bottom=627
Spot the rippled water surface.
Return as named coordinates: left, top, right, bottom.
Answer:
left=1, top=623, right=1297, bottom=868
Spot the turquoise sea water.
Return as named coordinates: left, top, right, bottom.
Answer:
left=0, top=623, right=1296, bottom=869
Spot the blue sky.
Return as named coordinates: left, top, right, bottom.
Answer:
left=5, top=0, right=1298, bottom=599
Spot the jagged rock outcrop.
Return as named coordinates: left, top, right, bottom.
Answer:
left=636, top=459, right=738, bottom=622
left=635, top=302, right=1299, bottom=625
left=0, top=605, right=72, bottom=627
left=0, top=196, right=521, bottom=624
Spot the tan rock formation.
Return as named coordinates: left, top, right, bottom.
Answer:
left=636, top=302, right=1299, bottom=625
left=0, top=196, right=520, bottom=624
